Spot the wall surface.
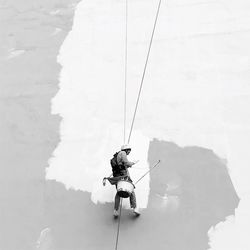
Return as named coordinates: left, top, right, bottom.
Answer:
left=0, top=1, right=80, bottom=249
left=1, top=0, right=249, bottom=250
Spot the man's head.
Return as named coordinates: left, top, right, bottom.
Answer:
left=121, top=144, right=132, bottom=155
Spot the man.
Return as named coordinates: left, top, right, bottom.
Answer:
left=104, top=144, right=140, bottom=217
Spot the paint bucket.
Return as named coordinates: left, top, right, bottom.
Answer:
left=117, top=180, right=135, bottom=198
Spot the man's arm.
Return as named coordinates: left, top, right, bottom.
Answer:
left=118, top=151, right=134, bottom=168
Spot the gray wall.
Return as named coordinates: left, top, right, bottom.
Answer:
left=0, top=1, right=239, bottom=250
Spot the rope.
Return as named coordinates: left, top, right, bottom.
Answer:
left=115, top=1, right=162, bottom=250
left=123, top=0, right=128, bottom=144
left=116, top=2, right=127, bottom=249
left=115, top=198, right=123, bottom=250
left=127, top=0, right=162, bottom=144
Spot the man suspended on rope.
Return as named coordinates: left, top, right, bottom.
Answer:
left=103, top=144, right=140, bottom=217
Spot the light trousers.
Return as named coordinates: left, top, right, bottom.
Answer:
left=114, top=191, right=137, bottom=210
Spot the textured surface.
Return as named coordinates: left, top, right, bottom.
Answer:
left=0, top=0, right=247, bottom=250
left=0, top=1, right=80, bottom=249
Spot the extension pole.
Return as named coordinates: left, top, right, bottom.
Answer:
left=135, top=160, right=161, bottom=185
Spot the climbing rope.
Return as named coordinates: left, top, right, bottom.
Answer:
left=115, top=1, right=127, bottom=248
left=123, top=0, right=128, bottom=144
left=115, top=1, right=162, bottom=250
left=127, top=0, right=162, bottom=144
left=115, top=198, right=123, bottom=250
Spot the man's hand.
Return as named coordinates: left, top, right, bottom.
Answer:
left=102, top=177, right=107, bottom=186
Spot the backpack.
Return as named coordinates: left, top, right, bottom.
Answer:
left=110, top=152, right=120, bottom=176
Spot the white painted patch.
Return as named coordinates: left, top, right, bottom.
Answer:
left=36, top=228, right=51, bottom=249
left=7, top=49, right=25, bottom=59
left=52, top=28, right=62, bottom=36
left=50, top=10, right=60, bottom=15
left=47, top=0, right=250, bottom=248
left=208, top=195, right=250, bottom=250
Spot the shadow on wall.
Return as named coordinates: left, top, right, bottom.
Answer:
left=43, top=139, right=239, bottom=250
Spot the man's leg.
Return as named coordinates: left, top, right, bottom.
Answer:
left=113, top=192, right=121, bottom=218
left=114, top=192, right=120, bottom=210
left=130, top=191, right=137, bottom=209
left=130, top=191, right=140, bottom=216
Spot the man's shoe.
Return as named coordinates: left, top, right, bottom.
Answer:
left=113, top=210, right=119, bottom=218
left=102, top=178, right=107, bottom=186
left=132, top=208, right=140, bottom=216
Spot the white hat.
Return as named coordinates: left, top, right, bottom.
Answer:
left=121, top=144, right=131, bottom=151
